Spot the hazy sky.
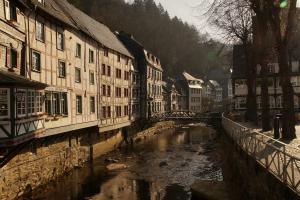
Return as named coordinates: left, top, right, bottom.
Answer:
left=153, top=0, right=300, bottom=39
left=153, top=0, right=211, bottom=35
left=127, top=0, right=300, bottom=39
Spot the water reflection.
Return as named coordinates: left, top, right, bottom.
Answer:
left=28, top=125, right=224, bottom=200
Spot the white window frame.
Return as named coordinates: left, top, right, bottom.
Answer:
left=58, top=60, right=66, bottom=78
left=75, top=67, right=81, bottom=83
left=16, top=89, right=27, bottom=118
left=57, top=31, right=64, bottom=51
left=36, top=20, right=45, bottom=42
left=76, top=95, right=82, bottom=114
left=90, top=96, right=95, bottom=114
left=4, top=0, right=10, bottom=20
left=89, top=70, right=95, bottom=85
left=27, top=89, right=35, bottom=116
left=31, top=50, right=41, bottom=72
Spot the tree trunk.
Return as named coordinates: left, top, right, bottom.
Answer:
left=255, top=12, right=271, bottom=131
left=260, top=61, right=271, bottom=131
left=244, top=44, right=257, bottom=123
left=279, top=41, right=296, bottom=139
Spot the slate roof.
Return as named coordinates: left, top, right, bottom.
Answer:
left=0, top=70, right=48, bottom=88
left=26, top=0, right=76, bottom=28
left=209, top=80, right=221, bottom=88
left=182, top=71, right=203, bottom=83
left=117, top=31, right=162, bottom=70
left=54, top=0, right=132, bottom=58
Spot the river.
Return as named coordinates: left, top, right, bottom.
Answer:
left=27, top=124, right=229, bottom=200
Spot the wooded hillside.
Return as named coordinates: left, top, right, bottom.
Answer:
left=68, top=0, right=230, bottom=77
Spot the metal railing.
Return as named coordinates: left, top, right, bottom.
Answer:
left=222, top=114, right=300, bottom=195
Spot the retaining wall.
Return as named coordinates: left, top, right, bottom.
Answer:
left=0, top=121, right=176, bottom=200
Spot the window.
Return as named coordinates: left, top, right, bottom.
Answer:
left=124, top=105, right=129, bottom=116
left=107, top=66, right=111, bottom=77
left=101, top=64, right=106, bottom=75
left=57, top=31, right=64, bottom=50
left=90, top=96, right=95, bottom=113
left=75, top=67, right=81, bottom=83
left=102, top=85, right=106, bottom=96
left=76, top=95, right=82, bottom=114
left=116, top=87, right=121, bottom=98
left=90, top=70, right=95, bottom=85
left=102, top=106, right=106, bottom=118
left=116, top=69, right=122, bottom=79
left=117, top=54, right=121, bottom=62
left=107, top=106, right=111, bottom=118
left=52, top=92, right=60, bottom=114
left=76, top=43, right=81, bottom=58
left=27, top=90, right=35, bottom=115
left=45, top=91, right=68, bottom=116
left=10, top=48, right=18, bottom=68
left=124, top=71, right=130, bottom=80
left=0, top=89, right=9, bottom=117
left=31, top=50, right=41, bottom=72
left=125, top=57, right=129, bottom=65
left=107, top=85, right=111, bottom=97
left=4, top=0, right=10, bottom=20
left=4, top=0, right=17, bottom=21
left=61, top=93, right=68, bottom=115
left=104, top=48, right=108, bottom=57
left=45, top=92, right=51, bottom=115
left=36, top=21, right=45, bottom=42
left=58, top=60, right=66, bottom=78
left=116, top=106, right=122, bottom=117
left=89, top=49, right=94, bottom=63
left=16, top=90, right=26, bottom=116
left=124, top=88, right=129, bottom=97
left=36, top=91, right=43, bottom=113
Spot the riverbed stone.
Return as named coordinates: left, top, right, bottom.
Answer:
left=106, top=163, right=127, bottom=171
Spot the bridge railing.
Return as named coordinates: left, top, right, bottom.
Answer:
left=222, top=114, right=300, bottom=195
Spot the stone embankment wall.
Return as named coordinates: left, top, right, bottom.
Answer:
left=0, top=121, right=176, bottom=200
left=220, top=133, right=299, bottom=200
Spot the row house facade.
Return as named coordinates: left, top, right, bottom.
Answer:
left=118, top=32, right=164, bottom=119
left=232, top=44, right=300, bottom=114
left=176, top=72, right=203, bottom=113
left=0, top=0, right=134, bottom=147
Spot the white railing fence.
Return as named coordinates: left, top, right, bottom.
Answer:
left=222, top=114, right=300, bottom=195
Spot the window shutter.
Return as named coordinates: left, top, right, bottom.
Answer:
left=16, top=51, right=19, bottom=68
left=4, top=0, right=10, bottom=20
left=6, top=48, right=11, bottom=68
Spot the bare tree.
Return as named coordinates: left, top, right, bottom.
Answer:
left=265, top=0, right=297, bottom=139
left=205, top=0, right=258, bottom=123
left=251, top=0, right=272, bottom=131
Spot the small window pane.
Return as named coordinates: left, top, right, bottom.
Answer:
left=76, top=95, right=82, bottom=114
left=58, top=61, right=66, bottom=78
left=32, top=51, right=41, bottom=71
left=75, top=68, right=81, bottom=83
left=0, top=89, right=9, bottom=117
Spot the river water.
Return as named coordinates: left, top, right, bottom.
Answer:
left=28, top=124, right=228, bottom=200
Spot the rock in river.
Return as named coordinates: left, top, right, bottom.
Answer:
left=106, top=163, right=127, bottom=171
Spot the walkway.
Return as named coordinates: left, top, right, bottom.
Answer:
left=222, top=115, right=300, bottom=195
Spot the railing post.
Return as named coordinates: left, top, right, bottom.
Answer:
left=283, top=146, right=287, bottom=184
